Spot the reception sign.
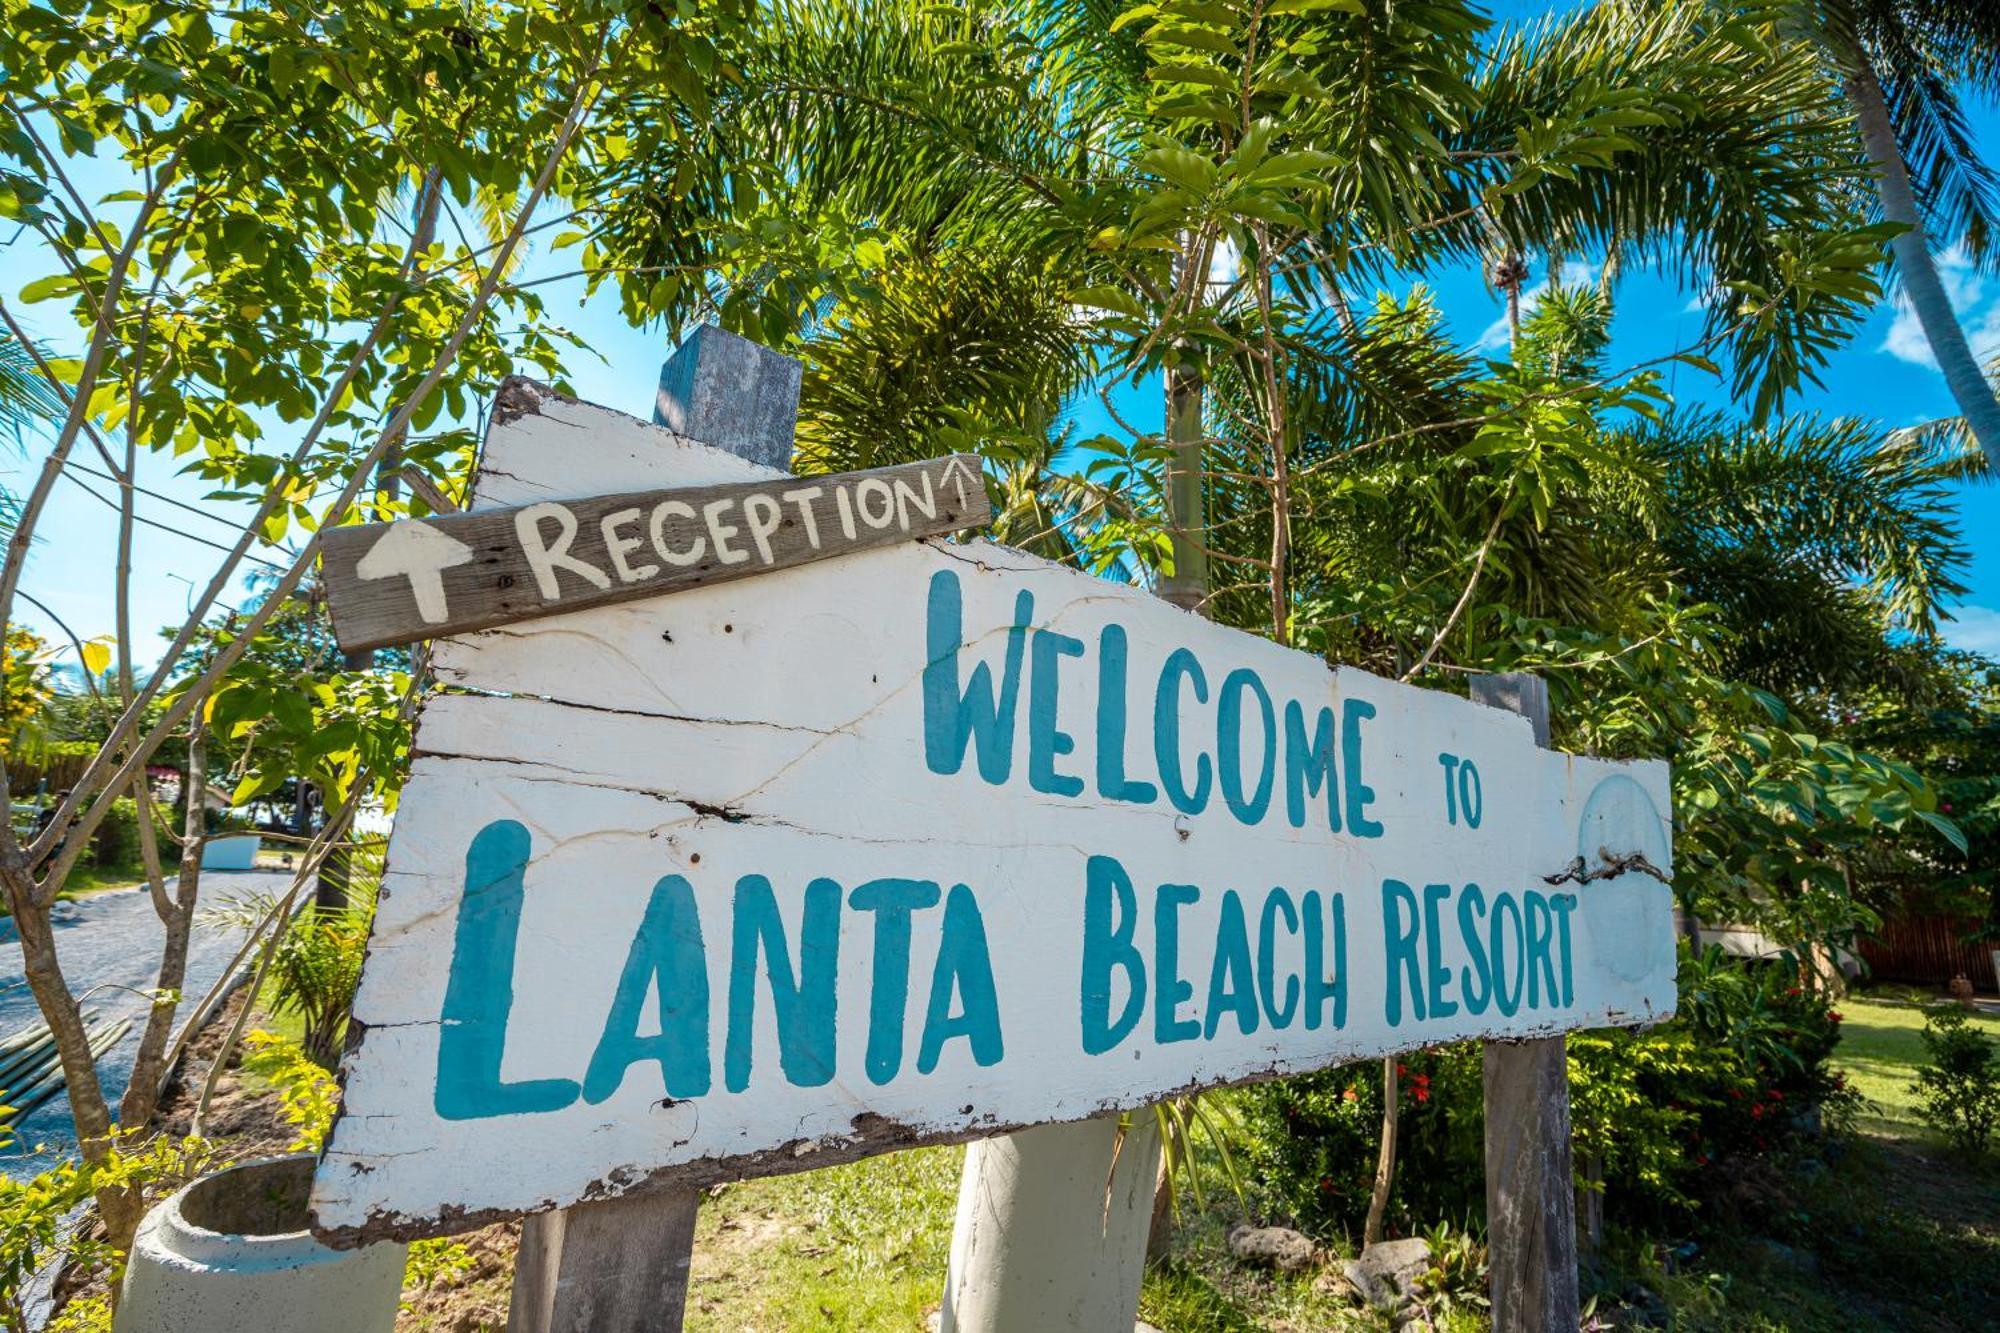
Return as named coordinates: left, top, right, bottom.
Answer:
left=310, top=381, right=1675, bottom=1245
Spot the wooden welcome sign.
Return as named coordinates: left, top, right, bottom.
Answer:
left=309, top=378, right=1676, bottom=1246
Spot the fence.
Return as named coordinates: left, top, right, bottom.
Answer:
left=1857, top=914, right=1997, bottom=992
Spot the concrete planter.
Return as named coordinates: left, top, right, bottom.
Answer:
left=199, top=833, right=262, bottom=872
left=115, top=1155, right=406, bottom=1333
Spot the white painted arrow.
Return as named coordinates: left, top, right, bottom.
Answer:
left=938, top=454, right=981, bottom=510
left=354, top=520, right=476, bottom=625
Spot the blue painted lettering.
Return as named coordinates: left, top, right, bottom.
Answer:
left=917, top=884, right=1003, bottom=1074
left=583, top=873, right=710, bottom=1105
left=436, top=820, right=580, bottom=1120
left=725, top=875, right=840, bottom=1092
left=923, top=570, right=1031, bottom=784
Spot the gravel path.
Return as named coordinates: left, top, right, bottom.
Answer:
left=0, top=870, right=293, bottom=1178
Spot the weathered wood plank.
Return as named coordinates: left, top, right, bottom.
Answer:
left=311, top=390, right=1677, bottom=1248
left=322, top=444, right=988, bottom=654
left=1472, top=673, right=1581, bottom=1333
left=507, top=1187, right=700, bottom=1333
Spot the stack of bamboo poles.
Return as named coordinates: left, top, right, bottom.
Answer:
left=0, top=1014, right=132, bottom=1138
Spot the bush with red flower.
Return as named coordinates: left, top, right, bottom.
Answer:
left=1237, top=943, right=1855, bottom=1239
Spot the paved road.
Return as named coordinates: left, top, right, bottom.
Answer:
left=0, top=870, right=291, bottom=1178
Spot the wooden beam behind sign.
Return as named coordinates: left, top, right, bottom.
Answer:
left=319, top=451, right=990, bottom=653
left=309, top=387, right=1677, bottom=1247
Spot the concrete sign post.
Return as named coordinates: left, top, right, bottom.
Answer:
left=309, top=378, right=1676, bottom=1254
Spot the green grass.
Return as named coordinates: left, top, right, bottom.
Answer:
left=0, top=860, right=149, bottom=914
left=58, top=863, right=149, bottom=896
left=1630, top=988, right=2000, bottom=1332
left=1831, top=995, right=2000, bottom=1136
left=1652, top=1135, right=2000, bottom=1332
left=685, top=1145, right=962, bottom=1331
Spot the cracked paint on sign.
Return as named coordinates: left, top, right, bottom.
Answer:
left=309, top=391, right=1675, bottom=1247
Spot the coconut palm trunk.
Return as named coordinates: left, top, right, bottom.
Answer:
left=1844, top=49, right=2000, bottom=471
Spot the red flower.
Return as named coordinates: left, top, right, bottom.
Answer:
left=1318, top=1176, right=1335, bottom=1193
left=1827, top=1010, right=1843, bottom=1024
left=1786, top=986, right=1803, bottom=998
left=1396, top=1063, right=1408, bottom=1077
left=1343, top=1087, right=1359, bottom=1103
left=1413, top=1087, right=1431, bottom=1104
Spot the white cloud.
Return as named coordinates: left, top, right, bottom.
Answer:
left=1942, top=604, right=2000, bottom=659
left=1879, top=244, right=2000, bottom=369
left=1475, top=259, right=1600, bottom=351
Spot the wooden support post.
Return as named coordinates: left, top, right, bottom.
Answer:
left=509, top=1188, right=701, bottom=1333
left=506, top=325, right=801, bottom=1333
left=1469, top=673, right=1580, bottom=1333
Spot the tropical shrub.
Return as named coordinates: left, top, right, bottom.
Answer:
left=265, top=907, right=371, bottom=1069
left=241, top=1031, right=341, bottom=1151
left=0, top=1161, right=98, bottom=1333
left=0, top=1135, right=219, bottom=1333
left=1910, top=1005, right=2000, bottom=1154
left=84, top=798, right=143, bottom=876
left=1238, top=1045, right=1484, bottom=1240
left=1238, top=946, right=1851, bottom=1239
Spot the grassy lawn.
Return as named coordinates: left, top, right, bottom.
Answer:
left=0, top=861, right=148, bottom=912
left=1832, top=995, right=2000, bottom=1136
left=686, top=1146, right=961, bottom=1331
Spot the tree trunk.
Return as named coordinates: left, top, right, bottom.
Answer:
left=0, top=867, right=147, bottom=1249
left=1146, top=1153, right=1175, bottom=1264
left=1363, top=1056, right=1398, bottom=1246
left=1159, top=360, right=1208, bottom=613
left=1845, top=51, right=2000, bottom=470
left=1577, top=1153, right=1603, bottom=1256
left=118, top=717, right=207, bottom=1134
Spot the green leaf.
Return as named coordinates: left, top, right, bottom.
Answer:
left=1137, top=146, right=1218, bottom=194
left=1240, top=150, right=1343, bottom=183
left=231, top=771, right=284, bottom=806
left=1913, top=809, right=1969, bottom=855
left=1074, top=285, right=1144, bottom=317
left=18, top=274, right=75, bottom=304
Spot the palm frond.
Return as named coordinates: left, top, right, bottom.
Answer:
left=1455, top=0, right=1883, bottom=418
left=0, top=330, right=64, bottom=447
left=1633, top=407, right=1970, bottom=641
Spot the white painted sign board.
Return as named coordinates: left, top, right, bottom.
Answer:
left=310, top=382, right=1676, bottom=1245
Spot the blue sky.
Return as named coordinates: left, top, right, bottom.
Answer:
left=2, top=10, right=1996, bottom=672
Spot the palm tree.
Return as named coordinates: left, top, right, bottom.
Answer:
left=577, top=0, right=1931, bottom=1261
left=1789, top=0, right=2000, bottom=468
